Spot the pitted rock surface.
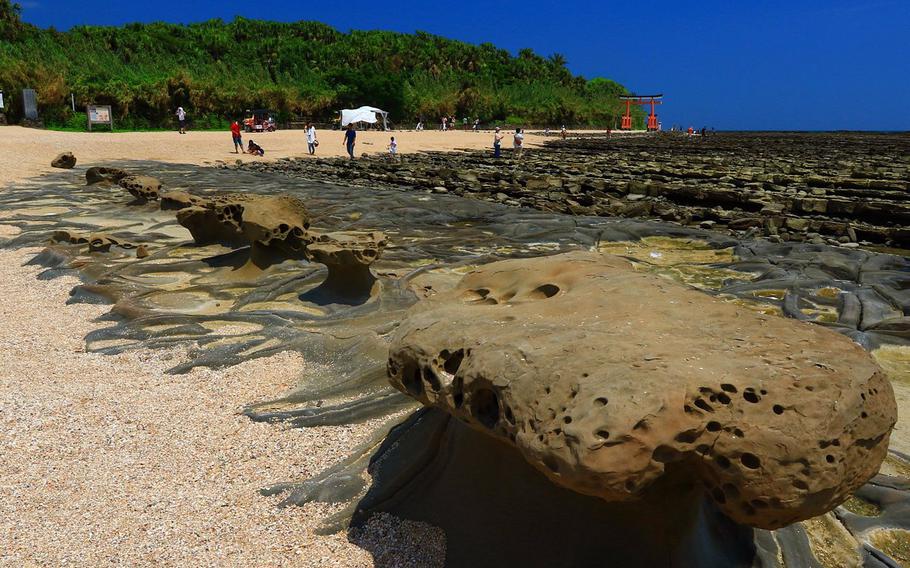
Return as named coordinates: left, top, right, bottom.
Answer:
left=50, top=230, right=142, bottom=254
left=119, top=175, right=162, bottom=203
left=85, top=167, right=129, bottom=186
left=160, top=191, right=208, bottom=211
left=240, top=195, right=311, bottom=257
left=51, top=152, right=76, bottom=169
left=174, top=194, right=251, bottom=247
left=387, top=251, right=897, bottom=530
left=306, top=230, right=386, bottom=267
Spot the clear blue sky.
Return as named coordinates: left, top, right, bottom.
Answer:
left=18, top=0, right=910, bottom=131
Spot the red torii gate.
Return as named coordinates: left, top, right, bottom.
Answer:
left=618, top=94, right=663, bottom=131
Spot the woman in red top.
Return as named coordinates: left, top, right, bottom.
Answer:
left=231, top=121, right=243, bottom=153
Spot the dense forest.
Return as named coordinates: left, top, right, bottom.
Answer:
left=0, top=1, right=642, bottom=130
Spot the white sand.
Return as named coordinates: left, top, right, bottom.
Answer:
left=0, top=247, right=443, bottom=566
left=0, top=126, right=572, bottom=187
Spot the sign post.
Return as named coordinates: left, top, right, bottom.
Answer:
left=22, top=88, right=38, bottom=121
left=87, top=105, right=113, bottom=132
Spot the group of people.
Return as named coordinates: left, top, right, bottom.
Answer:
left=438, top=116, right=481, bottom=131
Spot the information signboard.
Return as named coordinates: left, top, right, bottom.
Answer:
left=23, top=89, right=38, bottom=120
left=87, top=105, right=113, bottom=131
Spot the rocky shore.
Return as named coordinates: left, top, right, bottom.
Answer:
left=229, top=131, right=910, bottom=250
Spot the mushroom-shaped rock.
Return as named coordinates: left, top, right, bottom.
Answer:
left=387, top=251, right=896, bottom=530
left=50, top=230, right=142, bottom=255
left=305, top=230, right=387, bottom=300
left=119, top=175, right=162, bottom=203
left=85, top=167, right=129, bottom=185
left=51, top=152, right=76, bottom=169
left=240, top=195, right=311, bottom=269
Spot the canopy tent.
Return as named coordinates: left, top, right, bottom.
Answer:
left=340, top=106, right=389, bottom=131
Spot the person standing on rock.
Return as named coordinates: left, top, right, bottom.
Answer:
left=176, top=107, right=187, bottom=134
left=306, top=122, right=318, bottom=155
left=513, top=128, right=524, bottom=160
left=230, top=120, right=243, bottom=153
left=343, top=124, right=357, bottom=159
left=493, top=127, right=504, bottom=158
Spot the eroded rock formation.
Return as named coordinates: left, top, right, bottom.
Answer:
left=50, top=229, right=145, bottom=255
left=387, top=251, right=897, bottom=530
left=174, top=194, right=250, bottom=247
left=85, top=167, right=129, bottom=186
left=119, top=175, right=162, bottom=203
left=305, top=230, right=387, bottom=299
left=51, top=152, right=76, bottom=169
left=240, top=195, right=311, bottom=269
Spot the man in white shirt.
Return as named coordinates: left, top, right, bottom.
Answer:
left=176, top=107, right=187, bottom=134
left=513, top=128, right=524, bottom=160
left=306, top=123, right=318, bottom=155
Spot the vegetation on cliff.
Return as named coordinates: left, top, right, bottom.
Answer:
left=0, top=2, right=641, bottom=129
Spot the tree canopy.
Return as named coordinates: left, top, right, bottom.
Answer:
left=0, top=17, right=644, bottom=129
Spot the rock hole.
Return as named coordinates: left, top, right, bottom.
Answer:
left=773, top=405, right=784, bottom=415
left=760, top=389, right=768, bottom=395
left=720, top=384, right=737, bottom=393
left=402, top=364, right=424, bottom=398
left=707, top=421, right=722, bottom=432
left=471, top=388, right=500, bottom=429
left=563, top=415, right=573, bottom=424
left=442, top=349, right=464, bottom=376
left=594, top=397, right=609, bottom=407
left=716, top=455, right=731, bottom=469
left=751, top=499, right=768, bottom=509
left=717, top=393, right=731, bottom=405
left=743, top=391, right=761, bottom=404
left=740, top=453, right=761, bottom=469
left=694, top=399, right=714, bottom=413
left=861, top=412, right=868, bottom=418
left=387, top=358, right=399, bottom=377
left=529, top=283, right=561, bottom=299
left=696, top=444, right=711, bottom=455
left=421, top=366, right=441, bottom=392
left=712, top=488, right=726, bottom=504
left=675, top=430, right=700, bottom=443
left=826, top=454, right=835, bottom=463
left=596, top=430, right=610, bottom=440
left=793, top=479, right=809, bottom=490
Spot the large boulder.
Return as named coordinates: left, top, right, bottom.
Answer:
left=51, top=152, right=76, bottom=169
left=241, top=195, right=311, bottom=262
left=119, top=175, right=162, bottom=203
left=387, top=251, right=896, bottom=530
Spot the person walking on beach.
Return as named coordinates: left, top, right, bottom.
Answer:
left=441, top=117, right=447, bottom=131
left=306, top=122, right=318, bottom=155
left=343, top=124, right=357, bottom=159
left=388, top=136, right=399, bottom=161
left=230, top=120, right=243, bottom=153
left=473, top=118, right=479, bottom=132
left=513, top=128, right=524, bottom=160
left=493, top=127, right=503, bottom=158
left=561, top=124, right=567, bottom=140
left=176, top=107, right=187, bottom=134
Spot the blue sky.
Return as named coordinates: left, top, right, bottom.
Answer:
left=18, top=0, right=910, bottom=131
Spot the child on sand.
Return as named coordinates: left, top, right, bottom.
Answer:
left=231, top=120, right=243, bottom=153
left=388, top=136, right=398, bottom=161
left=247, top=140, right=264, bottom=156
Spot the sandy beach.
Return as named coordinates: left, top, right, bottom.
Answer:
left=0, top=126, right=481, bottom=566
left=0, top=126, right=562, bottom=187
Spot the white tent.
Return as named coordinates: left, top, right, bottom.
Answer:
left=340, top=106, right=389, bottom=130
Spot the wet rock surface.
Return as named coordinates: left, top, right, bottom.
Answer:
left=231, top=132, right=910, bottom=248
left=51, top=152, right=76, bottom=169
left=2, top=154, right=910, bottom=566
